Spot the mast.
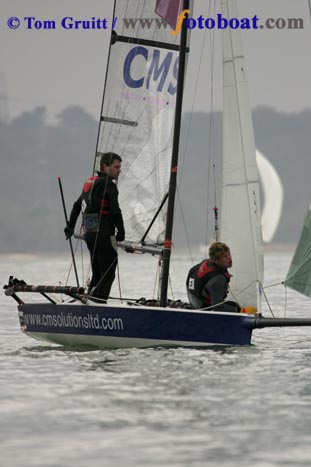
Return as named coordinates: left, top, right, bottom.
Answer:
left=92, top=1, right=117, bottom=175
left=160, top=0, right=189, bottom=308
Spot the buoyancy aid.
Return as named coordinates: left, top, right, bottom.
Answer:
left=82, top=176, right=110, bottom=216
left=187, top=259, right=231, bottom=306
left=82, top=176, right=97, bottom=195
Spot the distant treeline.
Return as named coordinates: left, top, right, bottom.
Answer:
left=1, top=105, right=310, bottom=253
left=0, top=106, right=97, bottom=253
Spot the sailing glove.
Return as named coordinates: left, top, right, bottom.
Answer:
left=116, top=232, right=125, bottom=242
left=64, top=226, right=74, bottom=240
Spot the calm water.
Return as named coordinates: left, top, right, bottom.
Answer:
left=1, top=250, right=311, bottom=467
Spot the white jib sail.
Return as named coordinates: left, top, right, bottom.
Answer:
left=256, top=149, right=283, bottom=243
left=95, top=0, right=191, bottom=245
left=220, top=0, right=264, bottom=308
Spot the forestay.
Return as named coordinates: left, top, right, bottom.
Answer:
left=94, top=0, right=192, bottom=245
left=285, top=200, right=311, bottom=297
left=220, top=0, right=264, bottom=308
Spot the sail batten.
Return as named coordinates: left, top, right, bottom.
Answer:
left=101, top=116, right=138, bottom=126
left=114, top=35, right=182, bottom=51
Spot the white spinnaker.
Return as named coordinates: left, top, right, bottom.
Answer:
left=220, top=0, right=264, bottom=308
left=94, top=0, right=192, bottom=245
left=256, top=149, right=283, bottom=243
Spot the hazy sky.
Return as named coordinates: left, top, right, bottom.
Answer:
left=1, top=0, right=310, bottom=123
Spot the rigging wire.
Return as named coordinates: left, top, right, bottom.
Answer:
left=80, top=235, right=85, bottom=286
left=79, top=238, right=83, bottom=285
left=207, top=4, right=218, bottom=248
left=168, top=274, right=175, bottom=301
left=91, top=254, right=119, bottom=294
left=284, top=284, right=288, bottom=318
left=65, top=239, right=80, bottom=287
left=222, top=0, right=262, bottom=286
left=177, top=0, right=218, bottom=258
left=116, top=262, right=123, bottom=303
left=258, top=281, right=275, bottom=318
left=263, top=281, right=284, bottom=289
left=64, top=236, right=91, bottom=293
left=206, top=1, right=218, bottom=246
left=179, top=0, right=215, bottom=185
left=228, top=279, right=275, bottom=317
left=176, top=185, right=194, bottom=264
left=152, top=258, right=160, bottom=300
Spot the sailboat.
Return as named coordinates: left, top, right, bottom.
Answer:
left=4, top=0, right=311, bottom=348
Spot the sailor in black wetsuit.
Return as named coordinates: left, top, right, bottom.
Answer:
left=187, top=242, right=244, bottom=312
left=65, top=152, right=125, bottom=302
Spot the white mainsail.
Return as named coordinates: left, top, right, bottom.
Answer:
left=95, top=0, right=192, bottom=245
left=220, top=0, right=264, bottom=308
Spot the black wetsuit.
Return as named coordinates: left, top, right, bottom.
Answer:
left=68, top=172, right=125, bottom=301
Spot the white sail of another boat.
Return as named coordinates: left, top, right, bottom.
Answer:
left=256, top=149, right=283, bottom=243
left=219, top=0, right=263, bottom=308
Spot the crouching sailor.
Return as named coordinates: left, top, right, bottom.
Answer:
left=186, top=241, right=256, bottom=314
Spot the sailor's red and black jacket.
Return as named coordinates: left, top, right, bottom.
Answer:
left=68, top=172, right=125, bottom=238
left=186, top=259, right=231, bottom=306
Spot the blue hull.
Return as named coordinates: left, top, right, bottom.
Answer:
left=17, top=302, right=255, bottom=348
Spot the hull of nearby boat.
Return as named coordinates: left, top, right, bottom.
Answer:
left=18, top=302, right=255, bottom=348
